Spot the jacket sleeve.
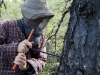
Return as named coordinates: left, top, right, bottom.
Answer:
left=0, top=43, right=18, bottom=63
left=0, top=22, right=18, bottom=63
left=27, top=34, right=47, bottom=75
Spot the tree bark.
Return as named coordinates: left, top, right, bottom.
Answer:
left=58, top=0, right=100, bottom=75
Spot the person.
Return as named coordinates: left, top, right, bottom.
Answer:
left=0, top=0, right=54, bottom=75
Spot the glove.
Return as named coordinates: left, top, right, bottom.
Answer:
left=14, top=53, right=28, bottom=70
left=17, top=39, right=33, bottom=53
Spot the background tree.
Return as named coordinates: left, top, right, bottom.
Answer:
left=58, top=0, right=100, bottom=75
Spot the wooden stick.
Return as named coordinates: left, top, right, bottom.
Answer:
left=12, top=29, right=34, bottom=70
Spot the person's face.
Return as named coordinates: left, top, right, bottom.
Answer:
left=28, top=18, right=44, bottom=27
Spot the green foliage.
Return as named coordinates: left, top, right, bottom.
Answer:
left=0, top=0, right=24, bottom=21
left=40, top=0, right=69, bottom=75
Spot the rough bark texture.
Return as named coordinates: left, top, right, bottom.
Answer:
left=58, top=0, right=100, bottom=75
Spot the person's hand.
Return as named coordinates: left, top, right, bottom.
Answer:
left=14, top=53, right=27, bottom=70
left=17, top=39, right=33, bottom=53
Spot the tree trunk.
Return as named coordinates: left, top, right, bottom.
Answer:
left=58, top=0, right=100, bottom=75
